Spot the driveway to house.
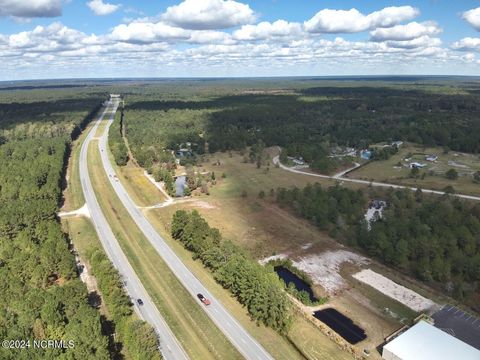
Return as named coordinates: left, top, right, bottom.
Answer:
left=273, top=155, right=480, bottom=202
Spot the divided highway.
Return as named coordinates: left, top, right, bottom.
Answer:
left=79, top=99, right=189, bottom=360
left=99, top=103, right=274, bottom=360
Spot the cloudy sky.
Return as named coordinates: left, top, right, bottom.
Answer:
left=0, top=0, right=480, bottom=80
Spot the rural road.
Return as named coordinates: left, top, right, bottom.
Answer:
left=273, top=155, right=480, bottom=202
left=80, top=99, right=189, bottom=360
left=99, top=102, right=274, bottom=360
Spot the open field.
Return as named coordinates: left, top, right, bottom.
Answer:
left=199, top=148, right=343, bottom=199
left=108, top=146, right=355, bottom=359
left=88, top=140, right=243, bottom=360
left=348, top=143, right=480, bottom=196
left=135, top=150, right=415, bottom=357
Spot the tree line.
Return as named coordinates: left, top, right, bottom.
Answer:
left=171, top=210, right=291, bottom=332
left=86, top=247, right=161, bottom=359
left=109, top=108, right=129, bottom=166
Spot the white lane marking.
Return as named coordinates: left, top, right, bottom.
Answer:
left=454, top=309, right=460, bottom=314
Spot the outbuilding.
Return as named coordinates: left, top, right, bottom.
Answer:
left=382, top=320, right=480, bottom=360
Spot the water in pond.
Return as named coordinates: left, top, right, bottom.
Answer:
left=313, top=308, right=366, bottom=344
left=175, top=176, right=186, bottom=197
left=274, top=266, right=318, bottom=302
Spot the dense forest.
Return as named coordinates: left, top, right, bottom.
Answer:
left=276, top=184, right=366, bottom=232
left=171, top=210, right=291, bottom=332
left=122, top=85, right=480, bottom=174
left=0, top=137, right=110, bottom=359
left=0, top=89, right=160, bottom=359
left=0, top=97, right=102, bottom=142
left=276, top=184, right=480, bottom=311
left=357, top=190, right=480, bottom=306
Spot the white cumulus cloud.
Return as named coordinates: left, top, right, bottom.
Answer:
left=233, top=20, right=303, bottom=41
left=110, top=21, right=190, bottom=43
left=0, top=0, right=63, bottom=18
left=87, top=0, right=121, bottom=16
left=370, top=21, right=441, bottom=41
left=304, top=6, right=419, bottom=34
left=452, top=37, right=480, bottom=52
left=161, top=0, right=256, bottom=30
left=384, top=35, right=441, bottom=49
left=462, top=7, right=480, bottom=31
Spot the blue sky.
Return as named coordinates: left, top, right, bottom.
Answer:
left=0, top=0, right=479, bottom=80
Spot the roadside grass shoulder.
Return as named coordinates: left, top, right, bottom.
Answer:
left=88, top=140, right=242, bottom=360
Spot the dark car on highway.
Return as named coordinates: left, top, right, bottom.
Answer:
left=137, top=298, right=144, bottom=306
left=197, top=293, right=211, bottom=305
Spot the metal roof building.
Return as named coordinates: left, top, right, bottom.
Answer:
left=382, top=321, right=480, bottom=360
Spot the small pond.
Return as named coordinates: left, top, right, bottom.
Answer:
left=313, top=308, right=366, bottom=344
left=274, top=266, right=318, bottom=302
left=175, top=175, right=186, bottom=197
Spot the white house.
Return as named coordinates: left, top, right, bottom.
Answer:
left=409, top=162, right=427, bottom=169
left=287, top=156, right=305, bottom=166
left=382, top=321, right=480, bottom=360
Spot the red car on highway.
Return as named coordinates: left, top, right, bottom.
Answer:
left=197, top=293, right=211, bottom=305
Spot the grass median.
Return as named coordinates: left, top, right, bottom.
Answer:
left=62, top=122, right=95, bottom=210
left=87, top=139, right=242, bottom=360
